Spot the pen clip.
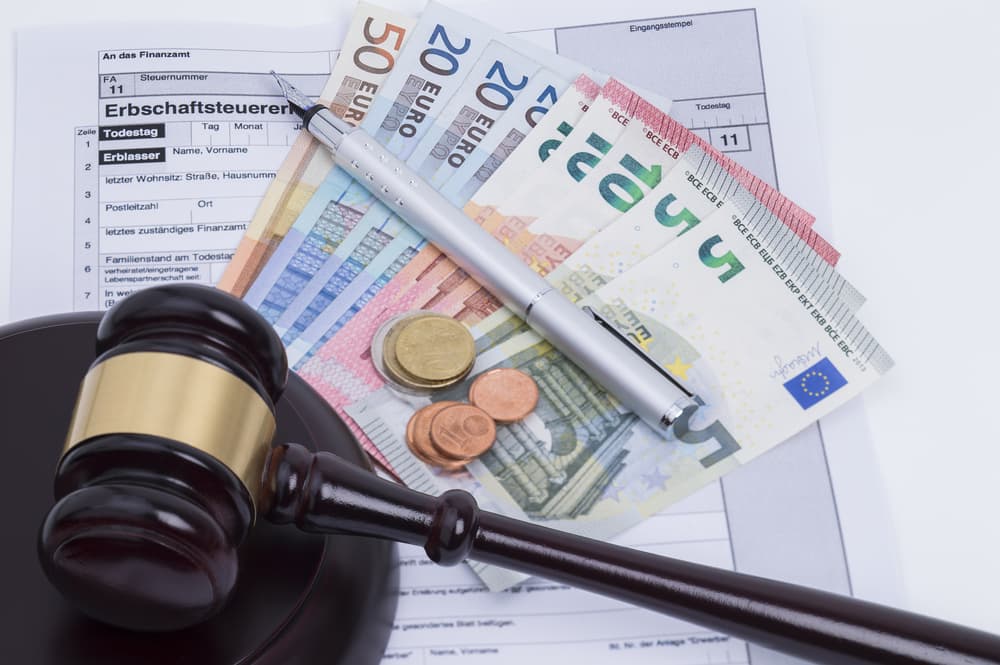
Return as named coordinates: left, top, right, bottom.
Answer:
left=581, top=305, right=694, bottom=399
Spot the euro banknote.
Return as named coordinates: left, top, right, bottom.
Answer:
left=395, top=79, right=852, bottom=360
left=404, top=40, right=546, bottom=187
left=299, top=72, right=851, bottom=459
left=238, top=2, right=497, bottom=322
left=547, top=139, right=862, bottom=309
left=293, top=75, right=603, bottom=384
left=222, top=1, right=882, bottom=505
left=218, top=2, right=417, bottom=295
left=272, top=210, right=414, bottom=343
left=437, top=68, right=570, bottom=206
left=244, top=4, right=586, bottom=366
left=346, top=184, right=891, bottom=588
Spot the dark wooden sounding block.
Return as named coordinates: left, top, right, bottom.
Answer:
left=0, top=313, right=398, bottom=665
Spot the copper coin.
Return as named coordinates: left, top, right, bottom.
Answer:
left=429, top=404, right=496, bottom=460
left=405, top=401, right=468, bottom=470
left=468, top=368, right=539, bottom=423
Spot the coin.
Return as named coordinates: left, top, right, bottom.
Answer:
left=468, top=368, right=539, bottom=423
left=371, top=312, right=468, bottom=394
left=429, top=403, right=496, bottom=460
left=382, top=314, right=453, bottom=390
left=394, top=315, right=475, bottom=382
left=405, top=401, right=468, bottom=470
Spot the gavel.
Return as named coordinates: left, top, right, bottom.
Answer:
left=36, top=284, right=1000, bottom=665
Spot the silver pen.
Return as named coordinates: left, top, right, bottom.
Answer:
left=271, top=73, right=697, bottom=433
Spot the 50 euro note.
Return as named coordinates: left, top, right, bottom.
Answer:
left=345, top=189, right=892, bottom=590
left=218, top=2, right=417, bottom=296
left=237, top=1, right=503, bottom=323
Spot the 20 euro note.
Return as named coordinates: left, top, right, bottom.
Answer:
left=218, top=2, right=417, bottom=296
left=404, top=34, right=584, bottom=189
left=461, top=73, right=602, bottom=225
left=367, top=1, right=527, bottom=160
left=436, top=67, right=570, bottom=207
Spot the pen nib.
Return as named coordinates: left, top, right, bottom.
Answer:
left=270, top=71, right=316, bottom=118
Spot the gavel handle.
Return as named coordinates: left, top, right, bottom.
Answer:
left=262, top=443, right=1000, bottom=665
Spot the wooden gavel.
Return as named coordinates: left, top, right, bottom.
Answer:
left=36, top=284, right=1000, bottom=664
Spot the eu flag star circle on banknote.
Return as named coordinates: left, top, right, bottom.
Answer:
left=783, top=357, right=848, bottom=409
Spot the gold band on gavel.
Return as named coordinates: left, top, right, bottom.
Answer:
left=64, top=351, right=276, bottom=516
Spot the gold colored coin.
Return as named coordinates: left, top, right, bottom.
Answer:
left=382, top=314, right=445, bottom=390
left=429, top=404, right=496, bottom=461
left=394, top=316, right=475, bottom=382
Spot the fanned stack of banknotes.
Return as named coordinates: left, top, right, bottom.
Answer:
left=218, top=1, right=893, bottom=589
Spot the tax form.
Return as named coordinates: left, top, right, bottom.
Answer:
left=12, top=21, right=349, bottom=315
left=9, top=1, right=903, bottom=663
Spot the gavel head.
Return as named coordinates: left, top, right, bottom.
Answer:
left=37, top=284, right=288, bottom=632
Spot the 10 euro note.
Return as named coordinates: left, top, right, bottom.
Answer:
left=218, top=2, right=417, bottom=296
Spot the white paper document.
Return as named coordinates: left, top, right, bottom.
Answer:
left=10, top=2, right=903, bottom=663
left=12, top=21, right=349, bottom=316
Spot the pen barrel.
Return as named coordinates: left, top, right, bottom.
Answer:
left=337, top=129, right=546, bottom=311
left=333, top=128, right=692, bottom=431
left=525, top=290, right=692, bottom=430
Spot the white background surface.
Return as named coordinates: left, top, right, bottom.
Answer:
left=1, top=0, right=998, bottom=640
